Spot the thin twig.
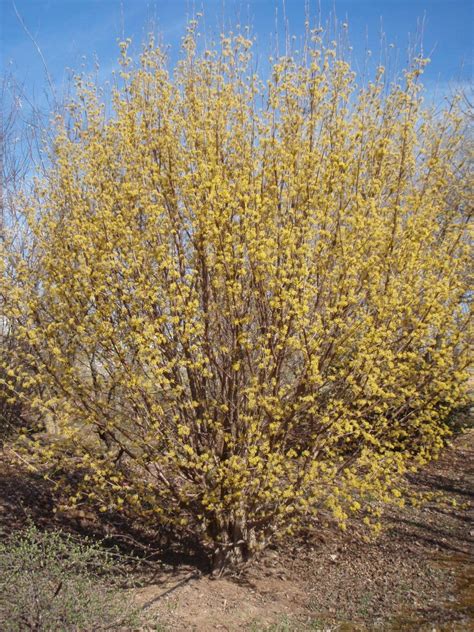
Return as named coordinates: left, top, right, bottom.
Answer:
left=12, top=1, right=57, bottom=103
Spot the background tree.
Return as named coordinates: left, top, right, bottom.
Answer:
left=0, top=72, right=39, bottom=441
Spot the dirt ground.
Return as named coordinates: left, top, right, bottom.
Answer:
left=1, top=414, right=472, bottom=631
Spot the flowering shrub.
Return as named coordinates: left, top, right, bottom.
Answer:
left=2, top=22, right=471, bottom=571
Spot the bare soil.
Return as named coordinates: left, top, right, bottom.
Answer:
left=1, top=414, right=472, bottom=631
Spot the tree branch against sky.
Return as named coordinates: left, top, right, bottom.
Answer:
left=2, top=0, right=473, bottom=108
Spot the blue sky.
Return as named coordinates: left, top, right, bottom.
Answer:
left=1, top=0, right=473, bottom=109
